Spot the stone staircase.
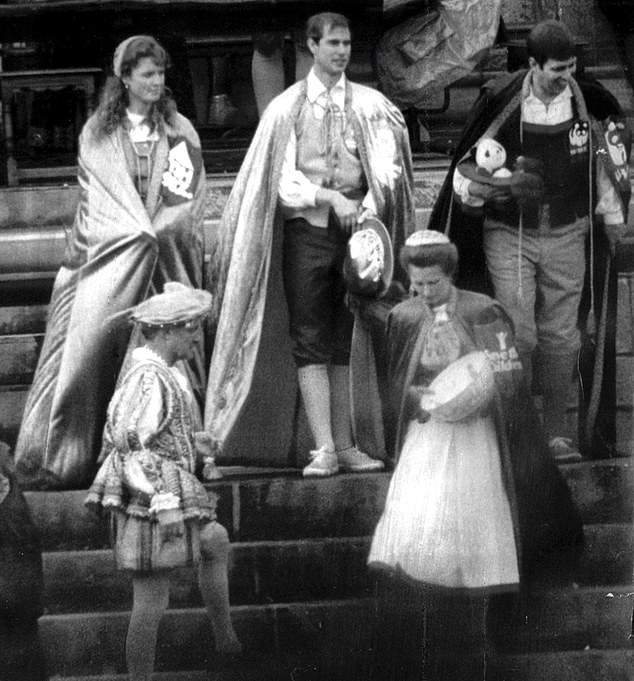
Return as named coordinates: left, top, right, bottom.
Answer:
left=2, top=292, right=633, bottom=681
left=11, top=457, right=634, bottom=681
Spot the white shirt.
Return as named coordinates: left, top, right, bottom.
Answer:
left=278, top=68, right=376, bottom=214
left=523, top=83, right=574, bottom=125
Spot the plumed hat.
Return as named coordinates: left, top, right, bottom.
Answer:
left=131, top=282, right=212, bottom=327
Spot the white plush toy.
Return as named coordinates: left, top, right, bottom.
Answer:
left=475, top=138, right=511, bottom=178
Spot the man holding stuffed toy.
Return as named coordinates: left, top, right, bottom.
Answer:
left=205, top=12, right=414, bottom=476
left=431, top=19, right=631, bottom=463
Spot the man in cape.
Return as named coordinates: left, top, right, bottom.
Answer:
left=429, top=20, right=631, bottom=461
left=204, top=12, right=414, bottom=475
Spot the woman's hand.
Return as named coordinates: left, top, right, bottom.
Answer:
left=416, top=408, right=431, bottom=424
left=406, top=385, right=432, bottom=423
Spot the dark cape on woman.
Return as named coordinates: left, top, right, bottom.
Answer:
left=428, top=70, right=631, bottom=458
left=14, top=112, right=206, bottom=490
left=386, top=288, right=583, bottom=577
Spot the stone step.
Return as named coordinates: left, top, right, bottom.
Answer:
left=0, top=333, right=42, bottom=384
left=498, top=649, right=634, bottom=681
left=42, top=537, right=371, bottom=613
left=39, top=600, right=374, bottom=678
left=495, top=585, right=633, bottom=653
left=0, top=384, right=27, bottom=446
left=23, top=463, right=634, bottom=550
left=59, top=675, right=223, bottom=681
left=39, top=523, right=634, bottom=615
left=35, top=587, right=634, bottom=678
left=46, top=675, right=214, bottom=681
left=0, top=304, right=47, bottom=335
left=42, top=648, right=634, bottom=681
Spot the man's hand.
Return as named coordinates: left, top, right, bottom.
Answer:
left=468, top=181, right=512, bottom=205
left=356, top=207, right=376, bottom=224
left=509, top=156, right=544, bottom=206
left=330, top=192, right=359, bottom=233
left=604, top=222, right=628, bottom=257
left=316, top=188, right=358, bottom=233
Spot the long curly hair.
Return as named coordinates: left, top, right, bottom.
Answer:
left=94, top=36, right=178, bottom=138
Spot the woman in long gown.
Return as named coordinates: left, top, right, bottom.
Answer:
left=366, top=229, right=583, bottom=681
left=14, top=36, right=208, bottom=490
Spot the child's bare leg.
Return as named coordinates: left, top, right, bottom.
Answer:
left=198, top=521, right=242, bottom=654
left=127, top=573, right=170, bottom=681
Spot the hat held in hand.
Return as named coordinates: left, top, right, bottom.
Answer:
left=343, top=217, right=394, bottom=298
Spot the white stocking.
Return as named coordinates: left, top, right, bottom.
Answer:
left=127, top=573, right=170, bottom=681
left=198, top=522, right=241, bottom=654
left=298, top=364, right=334, bottom=451
left=328, top=363, right=354, bottom=452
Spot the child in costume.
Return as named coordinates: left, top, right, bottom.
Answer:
left=85, top=282, right=240, bottom=681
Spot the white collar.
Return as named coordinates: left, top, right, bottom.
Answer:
left=306, top=69, right=346, bottom=107
left=134, top=345, right=168, bottom=366
left=126, top=110, right=160, bottom=143
left=126, top=109, right=146, bottom=126
left=432, top=303, right=450, bottom=323
left=525, top=81, right=572, bottom=106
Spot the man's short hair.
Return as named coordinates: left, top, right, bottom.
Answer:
left=306, top=12, right=350, bottom=44
left=527, top=20, right=576, bottom=67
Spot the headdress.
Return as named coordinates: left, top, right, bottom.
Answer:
left=113, top=35, right=148, bottom=78
left=131, top=282, right=212, bottom=327
left=405, top=230, right=450, bottom=247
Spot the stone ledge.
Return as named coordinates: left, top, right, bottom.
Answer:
left=21, top=461, right=634, bottom=551
left=39, top=523, right=634, bottom=615
left=35, top=588, right=634, bottom=677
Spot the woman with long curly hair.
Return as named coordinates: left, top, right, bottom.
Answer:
left=14, top=35, right=213, bottom=490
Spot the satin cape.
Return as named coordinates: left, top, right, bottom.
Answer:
left=14, top=112, right=206, bottom=490
left=205, top=78, right=414, bottom=465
